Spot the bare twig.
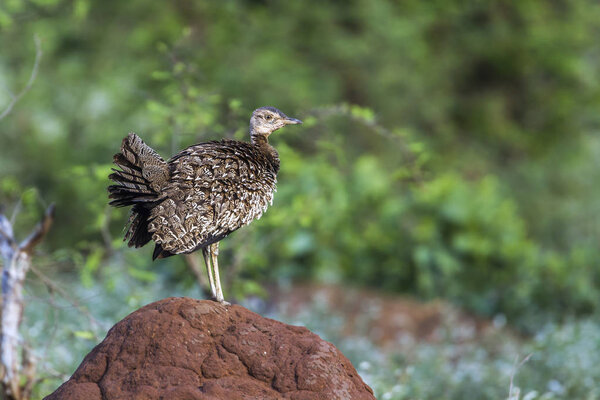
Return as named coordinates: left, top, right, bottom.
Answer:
left=19, top=204, right=55, bottom=254
left=227, top=238, right=251, bottom=288
left=183, top=253, right=208, bottom=295
left=39, top=289, right=60, bottom=367
left=29, top=265, right=104, bottom=335
left=0, top=203, right=54, bottom=400
left=9, top=200, right=22, bottom=227
left=20, top=348, right=35, bottom=400
left=0, top=35, right=42, bottom=120
left=508, top=353, right=533, bottom=400
left=309, top=104, right=426, bottom=183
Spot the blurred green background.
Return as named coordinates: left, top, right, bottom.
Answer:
left=1, top=0, right=600, bottom=399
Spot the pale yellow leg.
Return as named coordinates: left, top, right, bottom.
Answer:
left=202, top=247, right=216, bottom=300
left=211, top=242, right=229, bottom=305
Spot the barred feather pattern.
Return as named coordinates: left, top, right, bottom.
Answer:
left=148, top=139, right=279, bottom=255
left=108, top=133, right=169, bottom=247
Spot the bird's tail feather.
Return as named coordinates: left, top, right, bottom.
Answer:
left=152, top=243, right=175, bottom=260
left=108, top=133, right=167, bottom=206
left=108, top=133, right=168, bottom=248
left=124, top=205, right=153, bottom=248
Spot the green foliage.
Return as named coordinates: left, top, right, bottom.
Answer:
left=409, top=175, right=537, bottom=307
left=235, top=153, right=599, bottom=328
left=0, top=0, right=599, bottom=345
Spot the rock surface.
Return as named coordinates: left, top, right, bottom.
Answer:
left=45, top=297, right=375, bottom=400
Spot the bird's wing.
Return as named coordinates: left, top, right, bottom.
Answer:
left=148, top=141, right=277, bottom=254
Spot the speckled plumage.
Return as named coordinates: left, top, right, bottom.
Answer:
left=108, top=106, right=302, bottom=303
left=148, top=139, right=279, bottom=257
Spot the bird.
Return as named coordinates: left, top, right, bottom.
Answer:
left=108, top=107, right=302, bottom=304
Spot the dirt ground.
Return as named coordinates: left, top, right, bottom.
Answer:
left=268, top=283, right=510, bottom=350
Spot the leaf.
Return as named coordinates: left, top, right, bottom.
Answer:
left=127, top=267, right=157, bottom=282
left=73, top=330, right=95, bottom=340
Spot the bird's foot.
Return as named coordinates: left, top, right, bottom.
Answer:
left=213, top=296, right=230, bottom=306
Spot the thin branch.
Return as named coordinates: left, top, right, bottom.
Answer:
left=0, top=35, right=43, bottom=120
left=0, top=81, right=15, bottom=100
left=20, top=347, right=36, bottom=399
left=508, top=353, right=533, bottom=400
left=29, top=265, right=104, bottom=334
left=183, top=253, right=208, bottom=295
left=1, top=329, right=67, bottom=381
left=19, top=204, right=55, bottom=255
left=9, top=199, right=22, bottom=227
left=37, top=286, right=60, bottom=367
left=309, top=104, right=426, bottom=183
left=226, top=238, right=251, bottom=288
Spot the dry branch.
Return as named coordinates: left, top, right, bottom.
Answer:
left=507, top=353, right=533, bottom=400
left=0, top=35, right=42, bottom=121
left=0, top=204, right=55, bottom=400
left=183, top=253, right=209, bottom=294
left=19, top=205, right=55, bottom=254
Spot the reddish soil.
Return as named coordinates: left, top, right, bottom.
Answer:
left=270, top=283, right=497, bottom=349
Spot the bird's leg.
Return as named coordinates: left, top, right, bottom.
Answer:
left=210, top=242, right=229, bottom=305
left=202, top=247, right=216, bottom=300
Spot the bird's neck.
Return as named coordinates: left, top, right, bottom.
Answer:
left=250, top=133, right=269, bottom=147
left=251, top=134, right=280, bottom=174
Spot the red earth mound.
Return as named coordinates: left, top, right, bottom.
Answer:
left=45, top=297, right=374, bottom=400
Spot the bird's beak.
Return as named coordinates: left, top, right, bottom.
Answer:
left=284, top=117, right=302, bottom=125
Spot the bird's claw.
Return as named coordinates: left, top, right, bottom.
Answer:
left=213, top=297, right=230, bottom=306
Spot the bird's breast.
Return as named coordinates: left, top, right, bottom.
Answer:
left=179, top=154, right=277, bottom=227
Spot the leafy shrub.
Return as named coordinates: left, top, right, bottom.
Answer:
left=1, top=0, right=599, bottom=327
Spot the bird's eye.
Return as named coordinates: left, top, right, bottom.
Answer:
left=265, top=115, right=272, bottom=120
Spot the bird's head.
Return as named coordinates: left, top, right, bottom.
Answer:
left=249, top=107, right=302, bottom=141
